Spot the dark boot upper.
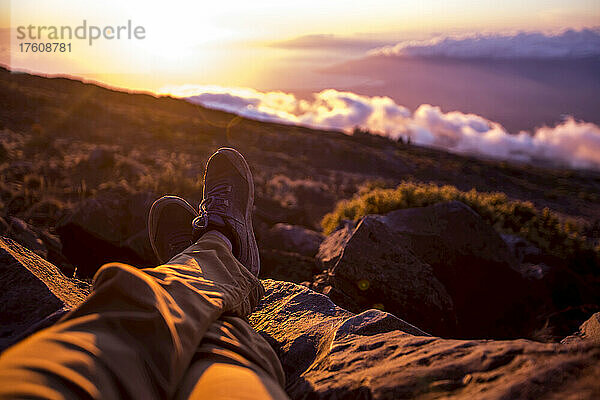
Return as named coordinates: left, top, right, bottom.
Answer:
left=193, top=148, right=260, bottom=276
left=148, top=196, right=197, bottom=264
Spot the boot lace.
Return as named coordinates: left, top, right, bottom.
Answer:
left=192, top=183, right=232, bottom=230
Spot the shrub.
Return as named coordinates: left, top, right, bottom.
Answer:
left=23, top=124, right=61, bottom=157
left=26, top=197, right=65, bottom=226
left=136, top=162, right=202, bottom=199
left=321, top=182, right=599, bottom=272
left=23, top=174, right=44, bottom=192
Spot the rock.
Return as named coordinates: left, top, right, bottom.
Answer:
left=499, top=234, right=598, bottom=340
left=88, top=147, right=115, bottom=169
left=250, top=280, right=600, bottom=400
left=501, top=233, right=541, bottom=264
left=4, top=214, right=66, bottom=273
left=6, top=216, right=47, bottom=258
left=316, top=202, right=538, bottom=339
left=380, top=201, right=518, bottom=268
left=516, top=263, right=552, bottom=280
left=320, top=216, right=457, bottom=336
left=501, top=233, right=567, bottom=279
left=0, top=237, right=90, bottom=352
left=259, top=249, right=321, bottom=283
left=0, top=216, right=9, bottom=235
left=25, top=198, right=65, bottom=227
left=316, top=220, right=355, bottom=267
left=577, top=312, right=600, bottom=344
left=562, top=312, right=600, bottom=345
left=56, top=192, right=158, bottom=278
left=378, top=201, right=535, bottom=338
left=530, top=264, right=599, bottom=341
left=249, top=280, right=428, bottom=396
left=6, top=194, right=27, bottom=214
left=2, top=241, right=599, bottom=399
left=262, top=223, right=324, bottom=257
left=254, top=196, right=314, bottom=229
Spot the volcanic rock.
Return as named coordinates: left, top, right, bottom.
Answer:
left=0, top=237, right=90, bottom=351
left=317, top=201, right=538, bottom=338
left=56, top=192, right=158, bottom=278
left=250, top=280, right=600, bottom=400
left=262, top=223, right=324, bottom=257
left=320, top=216, right=457, bottom=336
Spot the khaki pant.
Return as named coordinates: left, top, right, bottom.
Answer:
left=0, top=232, right=288, bottom=399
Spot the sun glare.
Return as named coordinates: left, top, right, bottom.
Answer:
left=7, top=0, right=599, bottom=92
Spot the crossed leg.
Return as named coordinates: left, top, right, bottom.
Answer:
left=0, top=232, right=288, bottom=399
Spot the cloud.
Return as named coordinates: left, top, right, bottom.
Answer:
left=270, top=34, right=389, bottom=50
left=368, top=28, right=600, bottom=59
left=163, top=85, right=600, bottom=170
left=182, top=86, right=413, bottom=133
left=410, top=105, right=600, bottom=170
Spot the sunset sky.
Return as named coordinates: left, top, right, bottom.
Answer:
left=2, top=0, right=600, bottom=169
left=2, top=0, right=599, bottom=91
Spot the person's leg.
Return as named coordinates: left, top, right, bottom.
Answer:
left=167, top=231, right=287, bottom=400
left=165, top=237, right=287, bottom=400
left=0, top=148, right=286, bottom=399
left=174, top=316, right=287, bottom=400
left=0, top=231, right=262, bottom=399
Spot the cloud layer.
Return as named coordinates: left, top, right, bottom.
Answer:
left=170, top=85, right=600, bottom=170
left=369, top=29, right=600, bottom=59
left=270, top=34, right=389, bottom=50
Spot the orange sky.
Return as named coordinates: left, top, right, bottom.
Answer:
left=2, top=0, right=599, bottom=92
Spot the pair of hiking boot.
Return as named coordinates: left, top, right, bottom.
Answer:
left=147, top=148, right=260, bottom=276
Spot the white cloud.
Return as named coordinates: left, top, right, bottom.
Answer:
left=368, top=28, right=600, bottom=59
left=161, top=85, right=600, bottom=171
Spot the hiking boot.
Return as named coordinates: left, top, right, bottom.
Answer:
left=192, top=147, right=260, bottom=276
left=148, top=195, right=198, bottom=264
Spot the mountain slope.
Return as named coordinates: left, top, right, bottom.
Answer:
left=1, top=66, right=599, bottom=232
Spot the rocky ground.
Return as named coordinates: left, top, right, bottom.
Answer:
left=1, top=68, right=600, bottom=397
left=2, top=237, right=599, bottom=399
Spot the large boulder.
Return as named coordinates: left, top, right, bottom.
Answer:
left=250, top=280, right=600, bottom=400
left=379, top=202, right=536, bottom=339
left=56, top=191, right=158, bottom=277
left=319, top=216, right=457, bottom=336
left=378, top=201, right=517, bottom=268
left=316, top=220, right=355, bottom=267
left=317, top=201, right=537, bottom=339
left=258, top=223, right=325, bottom=284
left=0, top=237, right=90, bottom=351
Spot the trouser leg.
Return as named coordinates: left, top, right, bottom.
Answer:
left=0, top=232, right=278, bottom=399
left=174, top=316, right=288, bottom=400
